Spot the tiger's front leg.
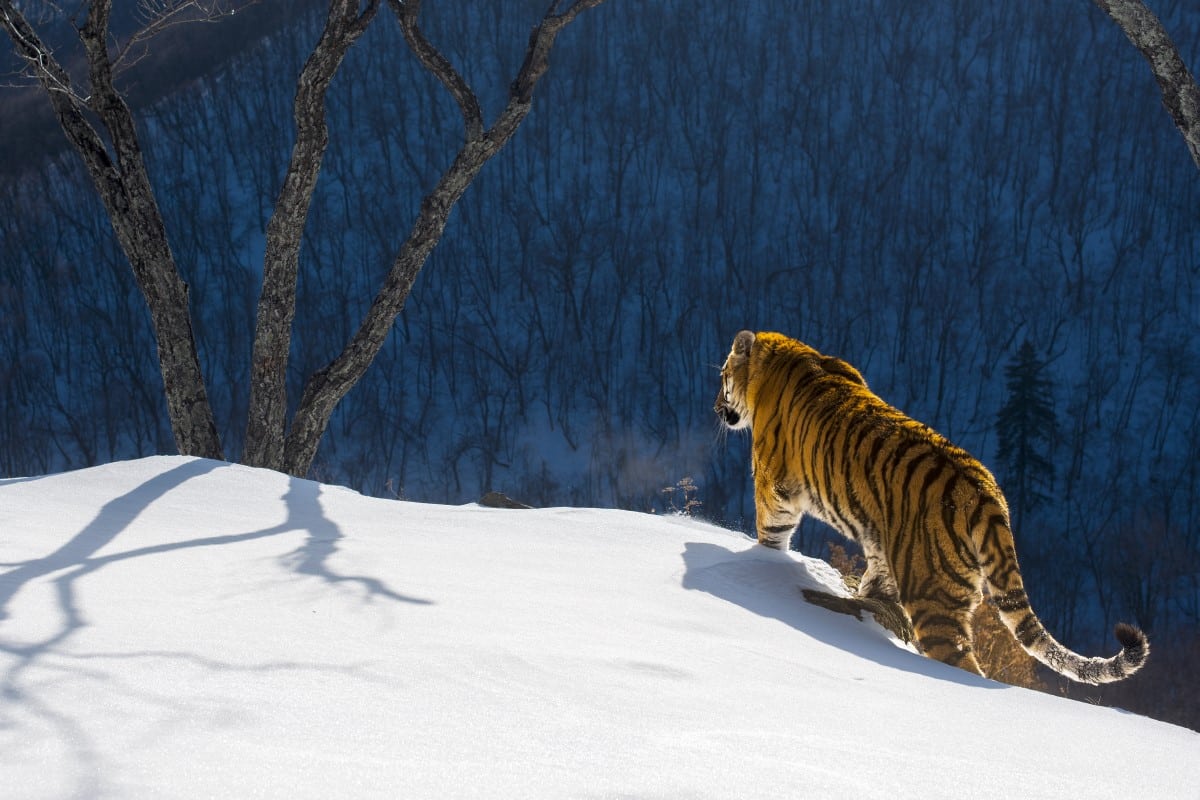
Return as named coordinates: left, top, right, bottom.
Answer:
left=857, top=536, right=900, bottom=603
left=753, top=472, right=802, bottom=549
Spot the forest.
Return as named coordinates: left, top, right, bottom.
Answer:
left=1, top=1, right=1198, bottom=726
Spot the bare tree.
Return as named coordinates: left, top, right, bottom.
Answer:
left=0, top=0, right=227, bottom=459
left=2, top=0, right=607, bottom=477
left=271, top=0, right=606, bottom=476
left=1092, top=0, right=1200, bottom=169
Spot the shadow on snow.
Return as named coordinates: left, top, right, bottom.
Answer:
left=680, top=540, right=1000, bottom=689
left=0, top=458, right=431, bottom=796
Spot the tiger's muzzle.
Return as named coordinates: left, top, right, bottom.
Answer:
left=714, top=391, right=741, bottom=428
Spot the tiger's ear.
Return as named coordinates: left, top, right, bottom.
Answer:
left=821, top=356, right=867, bottom=387
left=732, top=330, right=756, bottom=358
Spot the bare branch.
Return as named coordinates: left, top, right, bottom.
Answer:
left=510, top=0, right=605, bottom=105
left=0, top=1, right=113, bottom=177
left=1092, top=0, right=1200, bottom=170
left=0, top=2, right=89, bottom=102
left=115, top=0, right=257, bottom=74
left=3, top=1, right=258, bottom=91
left=387, top=0, right=484, bottom=141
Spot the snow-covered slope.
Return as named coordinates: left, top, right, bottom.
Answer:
left=1, top=457, right=1195, bottom=799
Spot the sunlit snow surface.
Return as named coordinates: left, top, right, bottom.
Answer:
left=1, top=457, right=1195, bottom=799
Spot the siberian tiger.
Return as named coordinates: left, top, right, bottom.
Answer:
left=714, top=330, right=1148, bottom=684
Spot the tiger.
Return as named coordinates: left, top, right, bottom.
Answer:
left=713, top=330, right=1148, bottom=684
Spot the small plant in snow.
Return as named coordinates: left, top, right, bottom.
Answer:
left=660, top=476, right=702, bottom=516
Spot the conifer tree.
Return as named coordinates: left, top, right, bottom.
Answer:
left=995, top=340, right=1058, bottom=528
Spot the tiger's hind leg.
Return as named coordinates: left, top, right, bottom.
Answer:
left=905, top=595, right=985, bottom=677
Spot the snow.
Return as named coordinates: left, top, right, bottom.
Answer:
left=1, top=456, right=1196, bottom=799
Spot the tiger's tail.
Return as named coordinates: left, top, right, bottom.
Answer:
left=981, top=518, right=1148, bottom=685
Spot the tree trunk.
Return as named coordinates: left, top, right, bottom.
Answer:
left=0, top=0, right=224, bottom=460
left=243, top=0, right=380, bottom=472
left=1092, top=0, right=1200, bottom=170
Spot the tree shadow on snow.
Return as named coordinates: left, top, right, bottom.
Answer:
left=0, top=458, right=228, bottom=795
left=0, top=458, right=432, bottom=796
left=272, top=477, right=433, bottom=605
left=0, top=459, right=227, bottom=624
left=680, top=540, right=1000, bottom=689
left=1, top=459, right=429, bottom=632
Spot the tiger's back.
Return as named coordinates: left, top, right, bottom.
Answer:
left=715, top=330, right=1148, bottom=684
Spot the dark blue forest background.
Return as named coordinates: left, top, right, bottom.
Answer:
left=1, top=1, right=1198, bottom=723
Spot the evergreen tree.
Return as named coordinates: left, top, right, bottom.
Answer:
left=995, top=340, right=1057, bottom=527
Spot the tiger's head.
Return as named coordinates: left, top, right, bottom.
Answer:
left=715, top=331, right=870, bottom=431
left=714, top=330, right=756, bottom=430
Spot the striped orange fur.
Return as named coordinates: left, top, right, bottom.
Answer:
left=715, top=330, right=1148, bottom=684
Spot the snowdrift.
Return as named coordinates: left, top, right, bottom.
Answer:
left=1, top=457, right=1195, bottom=798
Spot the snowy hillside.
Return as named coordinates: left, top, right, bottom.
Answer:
left=1, top=457, right=1196, bottom=799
